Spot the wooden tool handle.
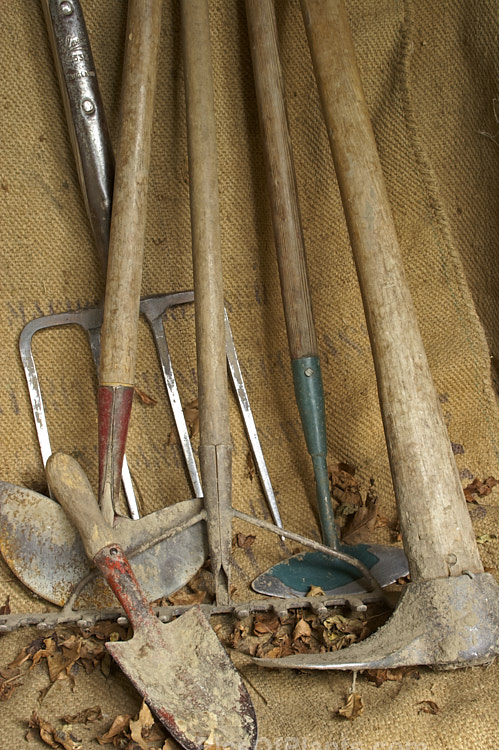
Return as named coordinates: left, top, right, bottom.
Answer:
left=245, top=0, right=338, bottom=548
left=245, top=0, right=316, bottom=361
left=99, top=0, right=162, bottom=387
left=46, top=452, right=114, bottom=559
left=300, top=0, right=483, bottom=580
left=181, top=0, right=232, bottom=604
left=181, top=0, right=230, bottom=446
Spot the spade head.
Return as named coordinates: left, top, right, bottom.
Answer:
left=108, top=606, right=257, bottom=749
left=0, top=482, right=207, bottom=606
left=252, top=544, right=409, bottom=597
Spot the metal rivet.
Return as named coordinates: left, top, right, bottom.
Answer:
left=445, top=553, right=457, bottom=566
left=82, top=98, right=96, bottom=115
left=304, top=367, right=314, bottom=377
left=60, top=1, right=73, bottom=15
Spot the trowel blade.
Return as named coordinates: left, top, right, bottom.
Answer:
left=0, top=482, right=207, bottom=607
left=107, top=606, right=257, bottom=749
left=251, top=544, right=409, bottom=597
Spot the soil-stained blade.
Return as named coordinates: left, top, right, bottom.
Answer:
left=0, top=482, right=206, bottom=606
left=107, top=606, right=257, bottom=749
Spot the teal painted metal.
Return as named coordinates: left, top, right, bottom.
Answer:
left=291, top=356, right=338, bottom=548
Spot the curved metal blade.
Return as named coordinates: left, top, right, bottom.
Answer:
left=251, top=544, right=409, bottom=598
left=0, top=482, right=207, bottom=607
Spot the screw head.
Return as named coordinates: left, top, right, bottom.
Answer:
left=304, top=367, right=314, bottom=377
left=82, top=98, right=96, bottom=115
left=60, top=1, right=73, bottom=16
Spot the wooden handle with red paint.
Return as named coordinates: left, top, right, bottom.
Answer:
left=98, top=0, right=162, bottom=524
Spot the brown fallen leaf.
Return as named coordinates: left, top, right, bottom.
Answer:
left=417, top=700, right=440, bottom=715
left=476, top=534, right=497, bottom=544
left=236, top=533, right=256, bottom=549
left=134, top=387, right=157, bottom=406
left=27, top=712, right=81, bottom=750
left=167, top=589, right=206, bottom=606
left=86, top=621, right=129, bottom=641
left=365, top=666, right=420, bottom=687
left=307, top=585, right=325, bottom=597
left=168, top=397, right=199, bottom=443
left=96, top=714, right=131, bottom=745
left=341, top=480, right=378, bottom=545
left=292, top=617, right=312, bottom=643
left=464, top=476, right=499, bottom=502
left=0, top=595, right=11, bottom=615
left=253, top=612, right=280, bottom=636
left=61, top=707, right=103, bottom=725
left=338, top=692, right=364, bottom=720
left=0, top=665, right=22, bottom=701
left=129, top=701, right=156, bottom=750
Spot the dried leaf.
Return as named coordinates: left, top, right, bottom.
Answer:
left=476, top=534, right=497, bottom=544
left=365, top=666, right=420, bottom=687
left=0, top=666, right=22, bottom=700
left=338, top=692, right=364, bottom=720
left=417, top=700, right=440, bottom=715
left=129, top=702, right=155, bottom=750
left=292, top=618, right=312, bottom=642
left=236, top=533, right=256, bottom=549
left=134, top=387, right=157, bottom=406
left=61, top=707, right=103, bottom=725
left=96, top=715, right=131, bottom=745
left=306, top=585, right=325, bottom=597
left=341, top=480, right=378, bottom=545
left=464, top=476, right=499, bottom=502
left=167, top=589, right=206, bottom=606
left=27, top=712, right=81, bottom=750
left=246, top=451, right=256, bottom=481
left=0, top=595, right=11, bottom=615
left=87, top=621, right=129, bottom=641
left=168, top=398, right=199, bottom=443
left=253, top=612, right=280, bottom=636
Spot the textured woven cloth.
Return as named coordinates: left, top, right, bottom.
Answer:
left=1, top=1, right=498, bottom=748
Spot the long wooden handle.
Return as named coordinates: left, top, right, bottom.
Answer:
left=245, top=0, right=316, bottom=361
left=98, top=0, right=162, bottom=523
left=245, top=0, right=338, bottom=548
left=181, top=0, right=232, bottom=604
left=300, top=0, right=482, bottom=580
left=99, top=0, right=162, bottom=387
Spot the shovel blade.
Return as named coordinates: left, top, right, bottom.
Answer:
left=107, top=606, right=257, bottom=749
left=252, top=544, right=409, bottom=597
left=0, top=482, right=207, bottom=606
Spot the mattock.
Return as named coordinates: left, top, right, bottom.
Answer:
left=254, top=0, right=499, bottom=671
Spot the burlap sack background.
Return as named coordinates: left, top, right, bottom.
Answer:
left=1, top=0, right=498, bottom=747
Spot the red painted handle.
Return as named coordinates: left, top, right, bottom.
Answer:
left=93, top=544, right=155, bottom=629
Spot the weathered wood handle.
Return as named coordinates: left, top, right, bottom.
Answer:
left=300, top=0, right=483, bottom=580
left=245, top=0, right=338, bottom=548
left=97, top=0, right=162, bottom=524
left=46, top=452, right=114, bottom=560
left=99, top=0, right=162, bottom=387
left=181, top=0, right=232, bottom=604
left=245, top=0, right=316, bottom=361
